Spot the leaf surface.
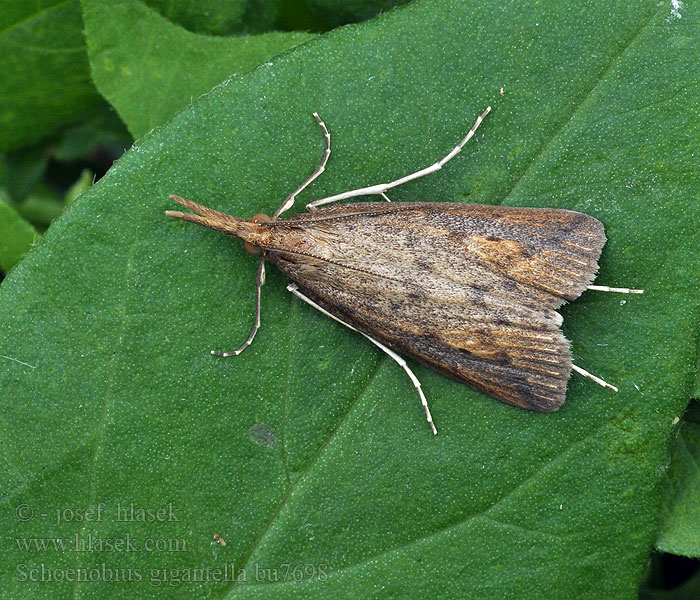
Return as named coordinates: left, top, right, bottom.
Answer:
left=82, top=0, right=316, bottom=138
left=1, top=1, right=699, bottom=597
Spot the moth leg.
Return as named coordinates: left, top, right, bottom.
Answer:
left=212, top=256, right=266, bottom=357
left=273, top=113, right=331, bottom=219
left=306, top=106, right=491, bottom=210
left=587, top=285, right=644, bottom=294
left=286, top=283, right=438, bottom=435
left=571, top=364, right=618, bottom=392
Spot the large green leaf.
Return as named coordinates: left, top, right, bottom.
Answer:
left=1, top=1, right=699, bottom=598
left=0, top=0, right=100, bottom=152
left=82, top=0, right=316, bottom=138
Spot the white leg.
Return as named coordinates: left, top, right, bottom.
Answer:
left=273, top=113, right=331, bottom=219
left=571, top=363, right=618, bottom=392
left=587, top=285, right=644, bottom=294
left=212, top=256, right=266, bottom=357
left=287, top=283, right=437, bottom=434
left=306, top=106, right=491, bottom=210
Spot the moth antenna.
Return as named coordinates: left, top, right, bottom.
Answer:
left=169, top=194, right=230, bottom=219
left=307, top=106, right=491, bottom=210
left=212, top=256, right=266, bottom=357
left=273, top=112, right=331, bottom=219
left=166, top=195, right=263, bottom=243
left=287, top=283, right=438, bottom=434
left=571, top=364, right=618, bottom=392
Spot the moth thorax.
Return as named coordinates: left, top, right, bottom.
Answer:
left=244, top=213, right=272, bottom=255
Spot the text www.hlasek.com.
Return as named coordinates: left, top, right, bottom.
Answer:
left=15, top=533, right=185, bottom=553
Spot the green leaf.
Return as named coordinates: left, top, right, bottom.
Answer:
left=1, top=1, right=699, bottom=598
left=307, top=0, right=412, bottom=26
left=0, top=0, right=100, bottom=152
left=82, top=0, right=316, bottom=138
left=14, top=185, right=66, bottom=231
left=65, top=169, right=94, bottom=206
left=0, top=197, right=38, bottom=272
left=3, top=145, right=50, bottom=203
left=52, top=102, right=131, bottom=163
left=144, top=0, right=248, bottom=35
left=656, top=401, right=700, bottom=557
left=277, top=0, right=328, bottom=32
left=142, top=0, right=280, bottom=35
left=237, top=0, right=281, bottom=33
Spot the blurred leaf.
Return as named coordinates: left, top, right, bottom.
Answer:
left=16, top=185, right=66, bottom=230
left=0, top=197, right=38, bottom=272
left=656, top=401, right=700, bottom=558
left=82, top=0, right=316, bottom=138
left=144, top=0, right=248, bottom=34
left=53, top=103, right=131, bottom=163
left=65, top=169, right=94, bottom=205
left=0, top=0, right=100, bottom=152
left=4, top=146, right=50, bottom=203
left=142, top=0, right=280, bottom=35
left=1, top=1, right=699, bottom=598
left=238, top=0, right=281, bottom=33
left=308, top=0, right=411, bottom=26
left=277, top=0, right=328, bottom=31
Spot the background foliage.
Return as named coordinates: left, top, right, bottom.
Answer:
left=1, top=0, right=698, bottom=598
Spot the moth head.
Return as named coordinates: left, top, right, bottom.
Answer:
left=244, top=213, right=272, bottom=255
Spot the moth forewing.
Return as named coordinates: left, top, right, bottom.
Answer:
left=261, top=202, right=606, bottom=412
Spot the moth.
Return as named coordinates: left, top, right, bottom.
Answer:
left=167, top=107, right=642, bottom=434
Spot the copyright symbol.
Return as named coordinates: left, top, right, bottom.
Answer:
left=16, top=504, right=33, bottom=521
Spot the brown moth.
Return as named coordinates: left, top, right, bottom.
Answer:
left=167, top=108, right=642, bottom=434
